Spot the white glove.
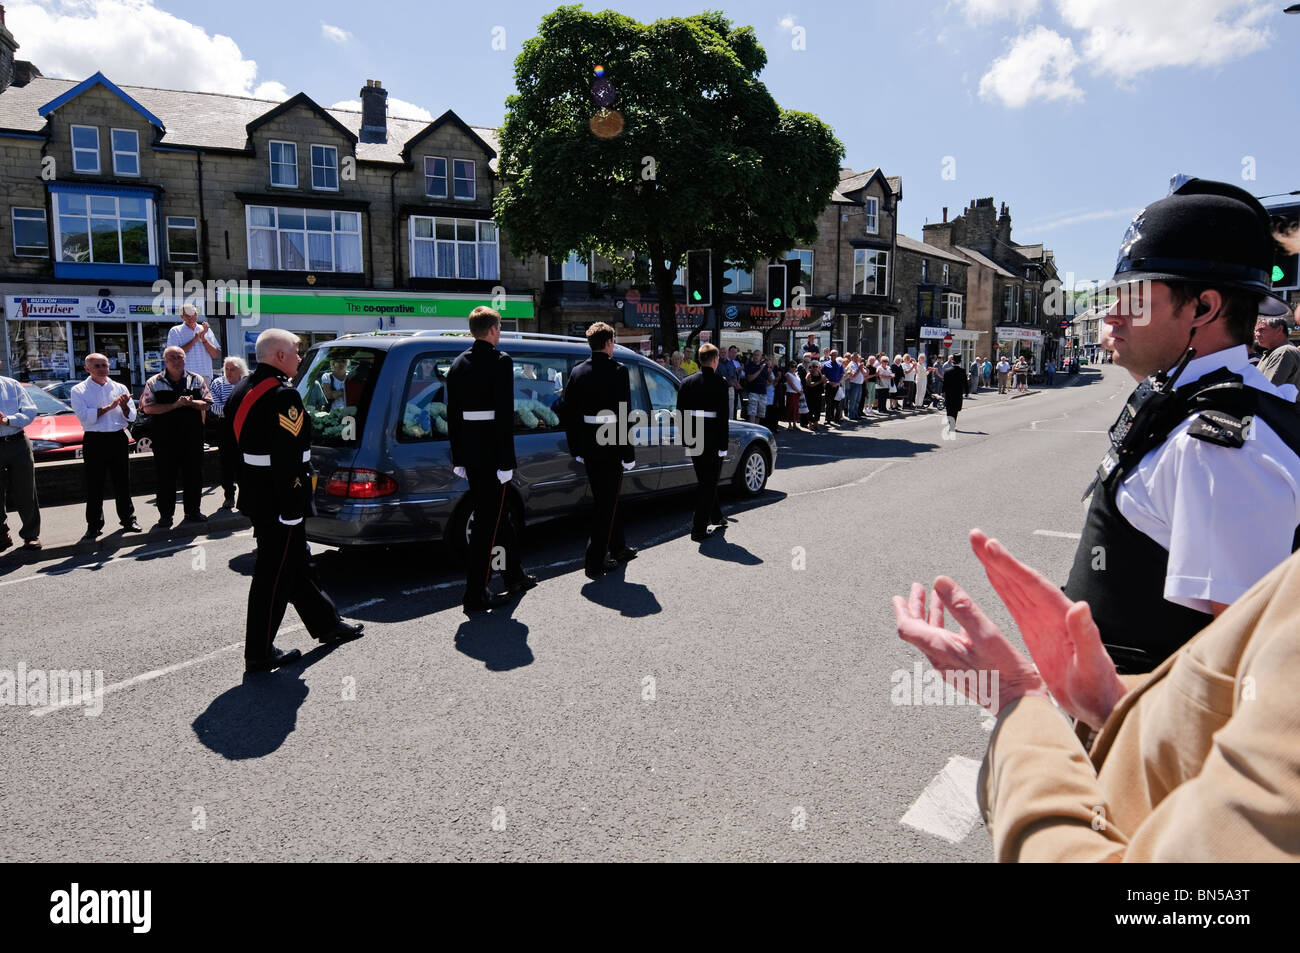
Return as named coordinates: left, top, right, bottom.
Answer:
left=575, top=456, right=584, bottom=464
left=717, top=450, right=727, bottom=458
left=453, top=466, right=466, bottom=479
left=496, top=469, right=513, bottom=484
left=621, top=460, right=635, bottom=472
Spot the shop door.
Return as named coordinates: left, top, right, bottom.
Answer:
left=91, top=324, right=133, bottom=387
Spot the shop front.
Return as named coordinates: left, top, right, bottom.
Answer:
left=919, top=325, right=985, bottom=368
left=995, top=326, right=1044, bottom=369
left=217, top=288, right=535, bottom=367
left=2, top=293, right=197, bottom=389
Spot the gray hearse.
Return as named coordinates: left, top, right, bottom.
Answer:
left=294, top=331, right=776, bottom=552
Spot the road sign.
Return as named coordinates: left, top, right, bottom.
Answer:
left=943, top=333, right=953, bottom=348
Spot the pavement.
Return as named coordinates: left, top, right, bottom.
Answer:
left=0, top=365, right=1122, bottom=862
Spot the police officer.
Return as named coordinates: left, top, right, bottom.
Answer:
left=676, top=343, right=730, bottom=541
left=563, top=322, right=636, bottom=578
left=1066, top=178, right=1300, bottom=673
left=447, top=307, right=537, bottom=612
left=226, top=329, right=363, bottom=672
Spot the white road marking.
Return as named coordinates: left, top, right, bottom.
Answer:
left=1033, top=529, right=1082, bottom=540
left=0, top=531, right=254, bottom=589
left=792, top=462, right=895, bottom=497
left=29, top=596, right=384, bottom=717
left=899, top=755, right=983, bottom=844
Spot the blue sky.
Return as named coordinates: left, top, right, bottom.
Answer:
left=8, top=0, right=1299, bottom=283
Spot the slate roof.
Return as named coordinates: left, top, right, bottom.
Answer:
left=0, top=76, right=500, bottom=168
left=952, top=245, right=1017, bottom=279
left=895, top=233, right=969, bottom=265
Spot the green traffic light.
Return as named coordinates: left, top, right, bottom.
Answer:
left=772, top=297, right=782, bottom=308
left=692, top=290, right=702, bottom=301
left=1274, top=265, right=1286, bottom=283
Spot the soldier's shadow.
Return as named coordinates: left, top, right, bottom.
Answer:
left=579, top=563, right=662, bottom=617
left=454, top=603, right=533, bottom=671
left=191, top=643, right=344, bottom=759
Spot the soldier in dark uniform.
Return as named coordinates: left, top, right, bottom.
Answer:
left=563, top=322, right=637, bottom=578
left=941, top=354, right=967, bottom=440
left=447, top=307, right=537, bottom=612
left=225, top=329, right=363, bottom=672
left=676, top=343, right=730, bottom=541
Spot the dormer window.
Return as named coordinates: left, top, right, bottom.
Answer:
left=453, top=160, right=475, bottom=200
left=864, top=196, right=879, bottom=235
left=71, top=125, right=100, bottom=174
left=111, top=129, right=139, bottom=176
left=311, top=145, right=339, bottom=191
left=269, top=141, right=298, bottom=188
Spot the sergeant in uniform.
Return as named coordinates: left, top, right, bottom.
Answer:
left=226, top=329, right=363, bottom=672
left=676, top=343, right=730, bottom=541
left=1065, top=178, right=1300, bottom=673
left=563, top=322, right=637, bottom=578
left=447, top=307, right=537, bottom=613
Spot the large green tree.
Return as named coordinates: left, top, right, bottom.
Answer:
left=495, top=6, right=845, bottom=352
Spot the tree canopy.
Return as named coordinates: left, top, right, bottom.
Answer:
left=495, top=5, right=845, bottom=351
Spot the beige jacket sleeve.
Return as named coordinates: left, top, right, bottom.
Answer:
left=979, top=552, right=1300, bottom=862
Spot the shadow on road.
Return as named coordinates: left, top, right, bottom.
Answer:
left=696, top=533, right=762, bottom=565
left=191, top=642, right=347, bottom=759
left=454, top=602, right=533, bottom=671
left=579, top=563, right=662, bottom=616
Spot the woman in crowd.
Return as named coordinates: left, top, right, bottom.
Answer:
left=784, top=359, right=806, bottom=431
left=888, top=354, right=903, bottom=411
left=842, top=352, right=861, bottom=421
left=902, top=353, right=917, bottom=409
left=914, top=354, right=929, bottom=411
left=209, top=355, right=247, bottom=510
left=1014, top=355, right=1030, bottom=393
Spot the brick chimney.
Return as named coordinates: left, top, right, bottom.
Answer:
left=942, top=207, right=948, bottom=223
left=359, top=79, right=387, bottom=144
left=0, top=5, right=20, bottom=96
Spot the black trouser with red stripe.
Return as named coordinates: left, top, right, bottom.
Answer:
left=245, top=517, right=339, bottom=662
left=584, top=458, right=626, bottom=570
left=463, top=466, right=523, bottom=599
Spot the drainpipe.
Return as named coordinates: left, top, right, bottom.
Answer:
left=390, top=165, right=401, bottom=289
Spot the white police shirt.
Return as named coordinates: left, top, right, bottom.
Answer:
left=1116, top=344, right=1300, bottom=614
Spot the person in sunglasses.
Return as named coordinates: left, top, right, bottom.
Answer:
left=1065, top=178, right=1300, bottom=674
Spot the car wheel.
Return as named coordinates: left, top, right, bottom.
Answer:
left=448, top=489, right=524, bottom=560
left=135, top=436, right=152, bottom=454
left=732, top=443, right=770, bottom=497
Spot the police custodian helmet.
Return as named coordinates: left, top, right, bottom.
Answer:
left=1107, top=177, right=1290, bottom=316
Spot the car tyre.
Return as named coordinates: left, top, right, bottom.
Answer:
left=732, top=443, right=770, bottom=497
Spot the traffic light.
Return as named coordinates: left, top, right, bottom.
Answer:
left=686, top=249, right=712, bottom=306
left=1270, top=205, right=1299, bottom=291
left=786, top=258, right=804, bottom=309
left=767, top=263, right=787, bottom=312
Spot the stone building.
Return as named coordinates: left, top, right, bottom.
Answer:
left=893, top=234, right=974, bottom=363
left=922, top=198, right=1060, bottom=370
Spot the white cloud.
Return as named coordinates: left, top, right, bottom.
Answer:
left=330, top=98, right=434, bottom=123
left=6, top=0, right=289, bottom=99
left=778, top=14, right=797, bottom=30
left=979, top=26, right=1083, bottom=108
left=955, top=0, right=1041, bottom=23
left=1025, top=207, right=1143, bottom=232
left=1057, top=0, right=1273, bottom=81
left=321, top=22, right=352, bottom=45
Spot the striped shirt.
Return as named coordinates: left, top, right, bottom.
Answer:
left=209, top=376, right=238, bottom=416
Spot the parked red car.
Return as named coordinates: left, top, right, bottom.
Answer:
left=20, top=383, right=135, bottom=461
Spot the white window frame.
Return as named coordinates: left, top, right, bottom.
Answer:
left=166, top=215, right=199, bottom=264
left=12, top=207, right=49, bottom=257
left=945, top=293, right=963, bottom=327
left=51, top=192, right=157, bottom=265
left=245, top=205, right=363, bottom=273
left=723, top=262, right=754, bottom=295
left=876, top=314, right=895, bottom=354
left=452, top=159, right=476, bottom=201
left=310, top=144, right=339, bottom=192
left=864, top=196, right=879, bottom=235
left=424, top=156, right=448, bottom=199
left=70, top=125, right=100, bottom=174
left=920, top=259, right=928, bottom=283
left=853, top=248, right=889, bottom=296
left=545, top=251, right=592, bottom=282
left=269, top=140, right=298, bottom=189
left=110, top=128, right=140, bottom=177
left=409, top=215, right=499, bottom=280
left=942, top=263, right=950, bottom=285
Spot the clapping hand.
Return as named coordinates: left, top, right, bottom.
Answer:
left=969, top=530, right=1127, bottom=730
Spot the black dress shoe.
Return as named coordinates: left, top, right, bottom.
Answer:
left=690, top=528, right=714, bottom=542
left=612, top=547, right=638, bottom=562
left=504, top=574, right=539, bottom=594
left=245, top=646, right=302, bottom=673
left=84, top=522, right=104, bottom=540
left=462, top=590, right=506, bottom=613
left=121, top=519, right=143, bottom=533
left=584, top=556, right=620, bottom=579
left=221, top=494, right=236, bottom=510
left=182, top=512, right=208, bottom=523
left=157, top=516, right=174, bottom=530
left=315, top=620, right=365, bottom=643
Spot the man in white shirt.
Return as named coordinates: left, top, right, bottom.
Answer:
left=996, top=357, right=1011, bottom=393
left=71, top=353, right=142, bottom=537
left=165, top=304, right=221, bottom=383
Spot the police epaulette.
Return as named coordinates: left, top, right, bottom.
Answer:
left=1187, top=409, right=1247, bottom=448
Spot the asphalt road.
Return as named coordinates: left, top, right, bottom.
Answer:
left=0, top=367, right=1130, bottom=862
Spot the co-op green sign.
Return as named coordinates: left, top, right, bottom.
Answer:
left=217, top=290, right=533, bottom=320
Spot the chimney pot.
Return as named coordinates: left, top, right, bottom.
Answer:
left=942, top=207, right=948, bottom=223
left=359, top=80, right=388, bottom=144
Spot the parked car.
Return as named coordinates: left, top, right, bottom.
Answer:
left=296, top=331, right=777, bottom=553
left=22, top=384, right=139, bottom=460
left=41, top=380, right=79, bottom=403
